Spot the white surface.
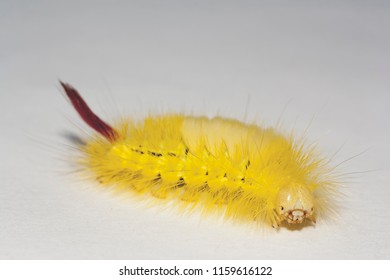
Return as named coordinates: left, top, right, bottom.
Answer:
left=1, top=0, right=389, bottom=259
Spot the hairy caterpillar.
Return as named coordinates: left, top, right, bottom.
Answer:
left=61, top=82, right=340, bottom=228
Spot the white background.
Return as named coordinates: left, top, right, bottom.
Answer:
left=0, top=0, right=389, bottom=259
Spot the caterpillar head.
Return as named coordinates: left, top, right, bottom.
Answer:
left=274, top=185, right=316, bottom=227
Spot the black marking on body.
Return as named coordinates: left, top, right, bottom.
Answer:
left=176, top=177, right=186, bottom=188
left=131, top=148, right=145, bottom=154
left=152, top=173, right=162, bottom=183
left=148, top=151, right=163, bottom=157
left=131, top=146, right=190, bottom=158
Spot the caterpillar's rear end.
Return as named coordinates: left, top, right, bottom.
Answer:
left=61, top=82, right=340, bottom=229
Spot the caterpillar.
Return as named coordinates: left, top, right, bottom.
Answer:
left=61, top=81, right=340, bottom=229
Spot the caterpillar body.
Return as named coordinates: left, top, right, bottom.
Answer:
left=61, top=82, right=339, bottom=229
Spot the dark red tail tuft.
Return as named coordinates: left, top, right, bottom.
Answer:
left=60, top=81, right=118, bottom=142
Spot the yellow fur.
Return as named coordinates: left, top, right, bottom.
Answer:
left=76, top=114, right=338, bottom=227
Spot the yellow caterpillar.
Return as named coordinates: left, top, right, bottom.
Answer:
left=61, top=82, right=339, bottom=228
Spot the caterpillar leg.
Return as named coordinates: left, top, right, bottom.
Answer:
left=307, top=214, right=317, bottom=224
left=271, top=209, right=281, bottom=228
left=150, top=185, right=168, bottom=199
